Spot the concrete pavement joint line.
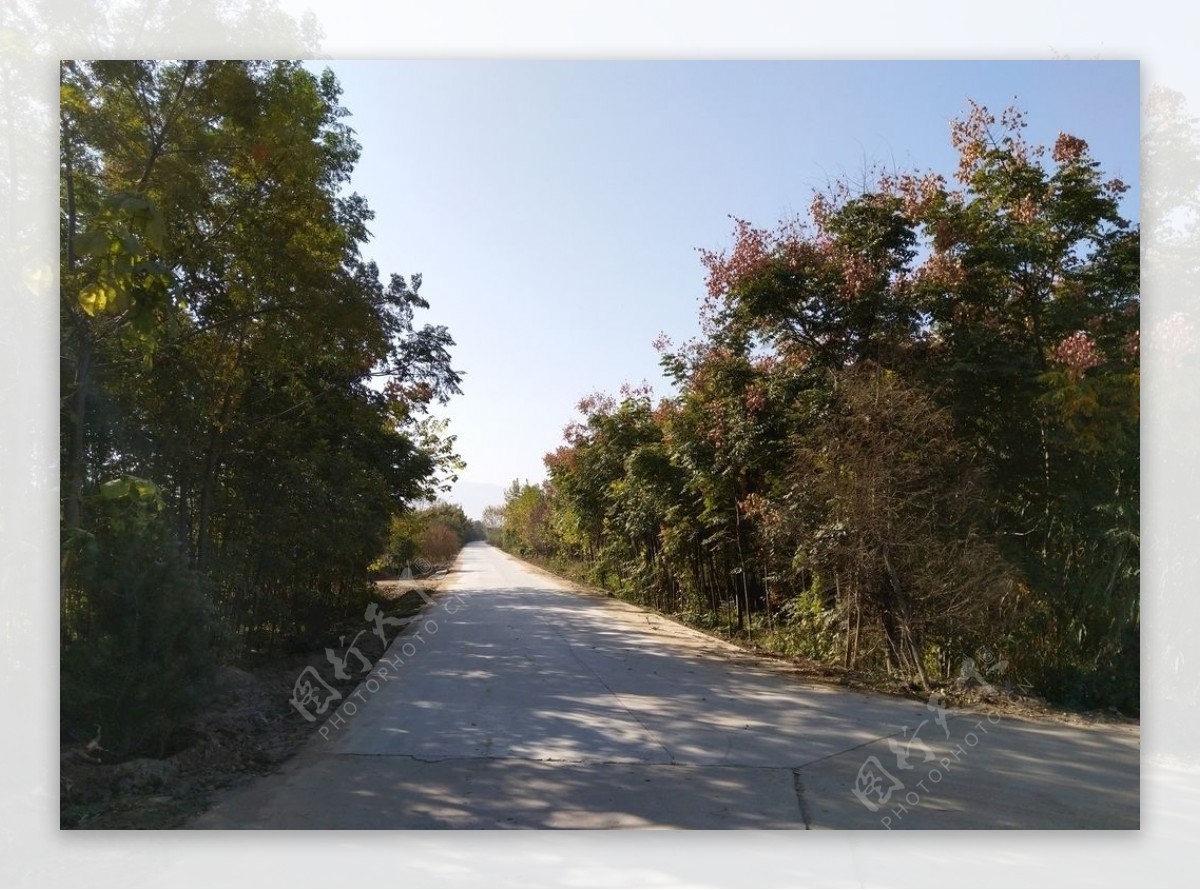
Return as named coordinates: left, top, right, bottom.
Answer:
left=792, top=769, right=812, bottom=829
left=548, top=613, right=678, bottom=766
left=331, top=752, right=807, bottom=771
left=788, top=706, right=1013, bottom=770
left=720, top=733, right=735, bottom=765
left=335, top=753, right=665, bottom=766
left=792, top=728, right=916, bottom=770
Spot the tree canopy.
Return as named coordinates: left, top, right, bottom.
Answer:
left=60, top=60, right=463, bottom=753
left=494, top=103, right=1139, bottom=712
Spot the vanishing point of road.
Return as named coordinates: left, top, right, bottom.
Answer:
left=194, top=542, right=1139, bottom=829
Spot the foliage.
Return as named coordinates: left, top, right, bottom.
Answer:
left=378, top=500, right=482, bottom=571
left=61, top=477, right=222, bottom=757
left=500, top=103, right=1138, bottom=710
left=59, top=61, right=464, bottom=748
left=419, top=522, right=463, bottom=566
left=495, top=480, right=559, bottom=559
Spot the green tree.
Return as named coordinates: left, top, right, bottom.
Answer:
left=898, top=105, right=1139, bottom=703
left=61, top=477, right=222, bottom=756
left=498, top=480, right=558, bottom=558
left=528, top=101, right=1137, bottom=707
left=60, top=61, right=465, bottom=748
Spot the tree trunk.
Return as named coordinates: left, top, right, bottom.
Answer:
left=879, top=603, right=905, bottom=672
left=882, top=550, right=931, bottom=690
left=64, top=334, right=92, bottom=532
left=62, top=125, right=89, bottom=535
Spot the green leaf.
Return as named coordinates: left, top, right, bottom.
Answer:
left=73, top=231, right=111, bottom=258
left=143, top=206, right=167, bottom=252
left=100, top=475, right=164, bottom=510
left=78, top=282, right=114, bottom=316
left=99, top=478, right=133, bottom=500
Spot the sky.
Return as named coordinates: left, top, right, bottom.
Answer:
left=308, top=61, right=1141, bottom=518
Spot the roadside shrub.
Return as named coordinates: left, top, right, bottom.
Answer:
left=419, top=521, right=462, bottom=565
left=61, top=478, right=222, bottom=757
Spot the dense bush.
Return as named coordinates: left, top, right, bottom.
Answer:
left=61, top=478, right=223, bottom=757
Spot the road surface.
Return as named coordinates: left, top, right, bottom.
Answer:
left=193, top=542, right=1139, bottom=829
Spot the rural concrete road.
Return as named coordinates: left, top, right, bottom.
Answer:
left=193, top=542, right=1139, bottom=829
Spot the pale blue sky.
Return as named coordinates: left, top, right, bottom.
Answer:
left=310, top=61, right=1140, bottom=517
